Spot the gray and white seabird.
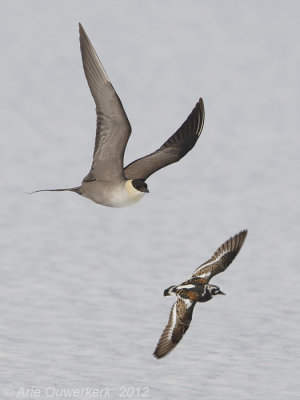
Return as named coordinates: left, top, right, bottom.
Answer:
left=33, top=24, right=205, bottom=207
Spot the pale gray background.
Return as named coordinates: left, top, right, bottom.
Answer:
left=1, top=0, right=299, bottom=399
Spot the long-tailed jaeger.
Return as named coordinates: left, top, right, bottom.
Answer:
left=32, top=23, right=205, bottom=207
left=153, top=230, right=248, bottom=359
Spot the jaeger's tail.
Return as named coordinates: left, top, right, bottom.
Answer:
left=26, top=186, right=81, bottom=195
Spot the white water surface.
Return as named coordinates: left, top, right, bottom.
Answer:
left=1, top=1, right=299, bottom=399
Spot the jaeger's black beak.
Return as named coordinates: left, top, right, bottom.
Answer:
left=219, top=290, right=226, bottom=295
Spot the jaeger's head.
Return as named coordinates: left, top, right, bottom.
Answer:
left=132, top=179, right=149, bottom=193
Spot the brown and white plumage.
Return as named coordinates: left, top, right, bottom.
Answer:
left=153, top=230, right=247, bottom=359
left=154, top=299, right=195, bottom=359
left=191, top=230, right=248, bottom=283
left=31, top=24, right=205, bottom=207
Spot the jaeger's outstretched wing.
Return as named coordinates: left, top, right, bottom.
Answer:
left=124, top=99, right=204, bottom=181
left=79, top=23, right=131, bottom=182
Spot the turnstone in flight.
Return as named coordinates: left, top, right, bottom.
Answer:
left=153, top=230, right=248, bottom=359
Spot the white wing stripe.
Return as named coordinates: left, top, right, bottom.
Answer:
left=167, top=303, right=177, bottom=341
left=196, top=271, right=211, bottom=278
left=182, top=298, right=193, bottom=308
left=194, top=249, right=228, bottom=274
left=176, top=284, right=196, bottom=289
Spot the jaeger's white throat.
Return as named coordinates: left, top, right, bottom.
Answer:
left=124, top=180, right=146, bottom=205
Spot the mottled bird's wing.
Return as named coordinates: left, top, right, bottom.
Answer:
left=153, top=299, right=196, bottom=359
left=124, top=99, right=205, bottom=181
left=79, top=23, right=131, bottom=182
left=191, top=230, right=248, bottom=283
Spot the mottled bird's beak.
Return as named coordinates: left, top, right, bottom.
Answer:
left=219, top=290, right=226, bottom=295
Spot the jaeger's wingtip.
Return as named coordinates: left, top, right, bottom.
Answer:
left=199, top=97, right=204, bottom=109
left=78, top=22, right=84, bottom=33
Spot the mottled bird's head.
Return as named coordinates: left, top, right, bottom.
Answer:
left=206, top=284, right=225, bottom=298
left=164, top=285, right=176, bottom=296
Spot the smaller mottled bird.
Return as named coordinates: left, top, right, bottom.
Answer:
left=153, top=230, right=248, bottom=359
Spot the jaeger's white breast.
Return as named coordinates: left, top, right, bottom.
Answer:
left=80, top=180, right=145, bottom=207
